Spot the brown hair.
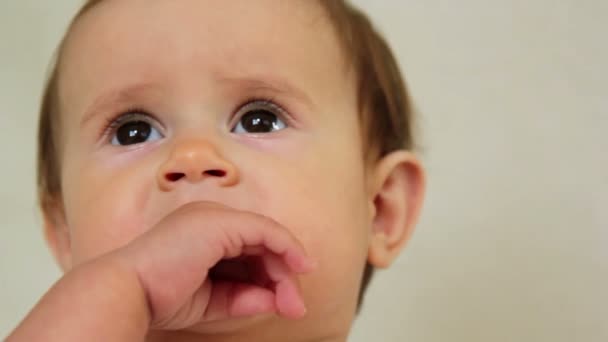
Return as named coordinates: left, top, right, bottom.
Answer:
left=37, top=0, right=415, bottom=310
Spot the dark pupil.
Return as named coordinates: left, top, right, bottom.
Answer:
left=116, top=121, right=151, bottom=145
left=241, top=110, right=277, bottom=133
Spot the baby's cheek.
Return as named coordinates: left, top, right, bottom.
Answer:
left=309, top=200, right=369, bottom=314
left=284, top=194, right=369, bottom=317
left=306, top=222, right=368, bottom=309
left=63, top=165, right=153, bottom=266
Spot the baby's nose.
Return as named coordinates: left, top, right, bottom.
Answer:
left=157, top=139, right=239, bottom=191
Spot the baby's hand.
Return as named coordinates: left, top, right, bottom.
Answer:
left=110, top=201, right=315, bottom=330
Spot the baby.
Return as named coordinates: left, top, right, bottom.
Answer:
left=8, top=0, right=425, bottom=341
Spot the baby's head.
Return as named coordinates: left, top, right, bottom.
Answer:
left=37, top=0, right=425, bottom=339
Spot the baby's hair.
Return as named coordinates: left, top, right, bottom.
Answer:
left=37, top=0, right=415, bottom=310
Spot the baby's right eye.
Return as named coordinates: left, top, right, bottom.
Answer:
left=109, top=113, right=163, bottom=146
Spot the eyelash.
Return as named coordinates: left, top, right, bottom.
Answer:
left=99, top=98, right=294, bottom=143
left=232, top=97, right=294, bottom=128
left=100, top=107, right=158, bottom=143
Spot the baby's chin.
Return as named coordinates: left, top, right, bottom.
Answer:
left=149, top=313, right=274, bottom=337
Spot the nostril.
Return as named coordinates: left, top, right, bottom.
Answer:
left=164, top=170, right=225, bottom=182
left=166, top=172, right=185, bottom=182
left=205, top=170, right=226, bottom=177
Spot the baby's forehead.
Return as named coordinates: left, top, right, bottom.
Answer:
left=58, top=0, right=355, bottom=122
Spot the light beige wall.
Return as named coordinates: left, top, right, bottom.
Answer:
left=1, top=1, right=606, bottom=341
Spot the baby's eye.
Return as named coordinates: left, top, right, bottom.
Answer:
left=231, top=100, right=288, bottom=134
left=110, top=113, right=163, bottom=146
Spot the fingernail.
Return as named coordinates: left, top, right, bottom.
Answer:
left=297, top=257, right=317, bottom=273
left=305, top=257, right=318, bottom=271
left=294, top=299, right=307, bottom=318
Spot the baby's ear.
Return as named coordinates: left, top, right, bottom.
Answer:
left=367, top=151, right=425, bottom=268
left=42, top=198, right=73, bottom=272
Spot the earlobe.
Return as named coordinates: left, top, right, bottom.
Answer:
left=367, top=151, right=425, bottom=268
left=42, top=199, right=73, bottom=272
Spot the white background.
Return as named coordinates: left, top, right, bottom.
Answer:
left=1, top=1, right=606, bottom=341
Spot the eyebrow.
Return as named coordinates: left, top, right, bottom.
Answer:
left=80, top=76, right=314, bottom=128
left=80, top=82, right=160, bottom=128
left=218, top=76, right=314, bottom=109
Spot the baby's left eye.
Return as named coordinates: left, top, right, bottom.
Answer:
left=231, top=100, right=288, bottom=134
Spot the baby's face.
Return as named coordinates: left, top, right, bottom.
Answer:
left=54, top=0, right=373, bottom=337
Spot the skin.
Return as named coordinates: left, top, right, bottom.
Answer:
left=8, top=0, right=425, bottom=341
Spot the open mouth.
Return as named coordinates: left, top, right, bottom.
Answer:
left=208, top=256, right=272, bottom=287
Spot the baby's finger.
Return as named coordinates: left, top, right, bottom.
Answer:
left=218, top=217, right=316, bottom=274
left=262, top=253, right=306, bottom=319
left=201, top=281, right=275, bottom=321
left=241, top=246, right=265, bottom=256
left=201, top=254, right=305, bottom=321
